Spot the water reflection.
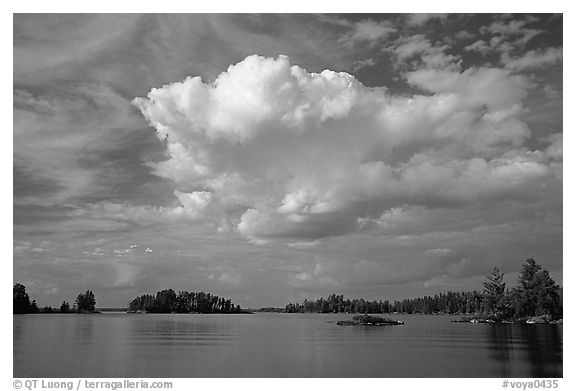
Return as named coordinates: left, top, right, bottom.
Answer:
left=487, top=325, right=513, bottom=377
left=520, top=325, right=562, bottom=378
left=14, top=314, right=563, bottom=377
left=129, top=315, right=232, bottom=345
left=13, top=316, right=25, bottom=358
left=74, top=317, right=94, bottom=341
left=486, top=324, right=562, bottom=377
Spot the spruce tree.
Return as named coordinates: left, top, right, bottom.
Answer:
left=482, top=267, right=509, bottom=318
left=512, top=258, right=562, bottom=319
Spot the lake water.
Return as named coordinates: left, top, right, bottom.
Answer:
left=13, top=313, right=562, bottom=378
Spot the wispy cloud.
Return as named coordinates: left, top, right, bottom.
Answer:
left=405, top=14, right=448, bottom=27
left=338, top=19, right=397, bottom=47
left=502, top=47, right=563, bottom=71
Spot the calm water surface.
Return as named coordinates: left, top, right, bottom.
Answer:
left=13, top=313, right=562, bottom=377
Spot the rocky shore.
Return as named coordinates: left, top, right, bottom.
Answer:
left=337, top=314, right=404, bottom=326
left=450, top=314, right=562, bottom=324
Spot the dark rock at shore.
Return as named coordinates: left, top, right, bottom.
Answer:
left=337, top=314, right=404, bottom=326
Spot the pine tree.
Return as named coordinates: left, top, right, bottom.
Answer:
left=13, top=283, right=31, bottom=314
left=482, top=267, right=509, bottom=318
left=512, top=258, right=562, bottom=319
left=60, top=301, right=70, bottom=313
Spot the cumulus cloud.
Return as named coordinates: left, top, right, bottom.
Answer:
left=132, top=54, right=558, bottom=244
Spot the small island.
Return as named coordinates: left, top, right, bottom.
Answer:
left=127, top=289, right=245, bottom=314
left=337, top=314, right=404, bottom=326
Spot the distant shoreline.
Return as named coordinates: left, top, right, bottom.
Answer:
left=13, top=309, right=255, bottom=315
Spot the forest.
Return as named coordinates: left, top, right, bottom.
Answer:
left=278, top=258, right=562, bottom=321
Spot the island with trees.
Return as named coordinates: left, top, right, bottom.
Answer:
left=336, top=314, right=404, bottom=326
left=75, top=290, right=98, bottom=313
left=127, top=289, right=245, bottom=314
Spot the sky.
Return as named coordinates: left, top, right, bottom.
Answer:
left=13, top=13, right=563, bottom=308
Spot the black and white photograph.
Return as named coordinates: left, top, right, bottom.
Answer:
left=12, top=8, right=564, bottom=382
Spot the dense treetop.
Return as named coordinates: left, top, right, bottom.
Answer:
left=128, top=289, right=241, bottom=314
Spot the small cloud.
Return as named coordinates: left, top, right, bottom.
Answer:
left=217, top=272, right=242, bottom=285
left=113, top=248, right=131, bottom=257
left=14, top=241, right=32, bottom=253
left=479, top=16, right=544, bottom=56
left=502, top=47, right=563, bottom=71
left=405, top=14, right=448, bottom=27
left=44, top=286, right=60, bottom=295
left=338, top=19, right=396, bottom=47
left=454, top=30, right=476, bottom=41
left=543, top=83, right=560, bottom=98
left=390, top=34, right=460, bottom=71
left=351, top=58, right=376, bottom=72
left=425, top=248, right=456, bottom=257
left=464, top=40, right=492, bottom=55
left=287, top=240, right=321, bottom=249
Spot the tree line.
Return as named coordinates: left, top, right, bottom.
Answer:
left=13, top=284, right=97, bottom=314
left=281, top=291, right=484, bottom=315
left=279, top=258, right=562, bottom=321
left=128, top=289, right=242, bottom=313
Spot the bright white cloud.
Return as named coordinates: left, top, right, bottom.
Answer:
left=132, top=54, right=559, bottom=244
